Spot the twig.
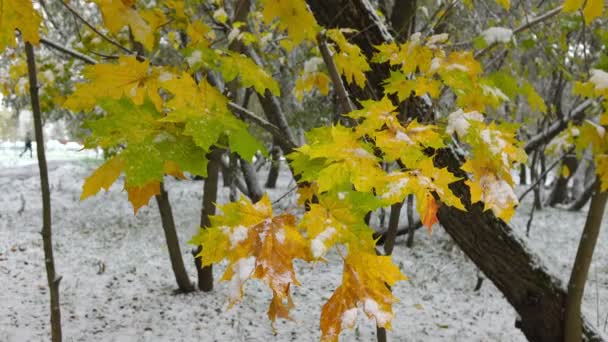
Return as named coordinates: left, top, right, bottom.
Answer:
left=58, top=0, right=134, bottom=55
left=40, top=37, right=97, bottom=65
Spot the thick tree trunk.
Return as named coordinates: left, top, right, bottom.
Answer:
left=305, top=1, right=605, bottom=340
left=564, top=184, right=608, bottom=342
left=26, top=42, right=63, bottom=342
left=195, top=150, right=221, bottom=291
left=155, top=183, right=195, bottom=293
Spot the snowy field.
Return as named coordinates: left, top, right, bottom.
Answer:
left=1, top=144, right=607, bottom=341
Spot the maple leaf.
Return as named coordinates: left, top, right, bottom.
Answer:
left=126, top=181, right=161, bottom=213
left=81, top=156, right=125, bottom=200
left=192, top=195, right=312, bottom=321
left=463, top=164, right=518, bottom=221
left=300, top=191, right=380, bottom=258
left=320, top=252, right=406, bottom=342
left=64, top=56, right=164, bottom=112
left=326, top=29, right=372, bottom=88
left=495, top=0, right=510, bottom=10
left=259, top=0, right=320, bottom=46
left=563, top=0, right=603, bottom=23
left=0, top=0, right=40, bottom=50
left=93, top=0, right=160, bottom=50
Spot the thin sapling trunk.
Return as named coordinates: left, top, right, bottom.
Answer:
left=155, top=182, right=195, bottom=293
left=564, top=182, right=608, bottom=342
left=25, top=41, right=63, bottom=342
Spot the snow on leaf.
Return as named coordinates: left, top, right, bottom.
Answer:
left=320, top=252, right=406, bottom=342
left=81, top=156, right=124, bottom=200
left=446, top=109, right=484, bottom=137
left=0, top=0, right=40, bottom=50
left=482, top=27, right=513, bottom=44
left=191, top=195, right=311, bottom=321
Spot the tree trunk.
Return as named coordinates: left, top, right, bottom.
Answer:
left=567, top=181, right=596, bottom=212
left=547, top=154, right=578, bottom=206
left=406, top=194, right=415, bottom=248
left=305, top=2, right=605, bottom=340
left=383, top=201, right=403, bottom=255
left=26, top=41, right=63, bottom=342
left=564, top=183, right=608, bottom=342
left=155, top=183, right=195, bottom=293
left=265, top=143, right=281, bottom=189
left=195, top=150, right=221, bottom=292
left=240, top=157, right=264, bottom=202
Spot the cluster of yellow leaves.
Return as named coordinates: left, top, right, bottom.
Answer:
left=374, top=33, right=508, bottom=113
left=0, top=0, right=40, bottom=50
left=563, top=0, right=605, bottom=24
left=448, top=109, right=526, bottom=221
left=191, top=195, right=312, bottom=321
left=92, top=0, right=167, bottom=50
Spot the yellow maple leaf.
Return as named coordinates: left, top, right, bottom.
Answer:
left=81, top=156, right=124, bottom=200
left=320, top=252, right=406, bottom=342
left=463, top=161, right=518, bottom=221
left=126, top=181, right=161, bottom=213
left=94, top=0, right=157, bottom=50
left=260, top=0, right=320, bottom=46
left=563, top=0, right=585, bottom=12
left=160, top=72, right=228, bottom=114
left=583, top=0, right=604, bottom=24
left=64, top=56, right=164, bottom=112
left=327, top=29, right=372, bottom=88
left=0, top=0, right=40, bottom=50
left=496, top=0, right=510, bottom=10
left=192, top=195, right=312, bottom=321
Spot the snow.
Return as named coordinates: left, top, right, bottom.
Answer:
left=590, top=69, right=608, bottom=90
left=482, top=27, right=513, bottom=44
left=1, top=146, right=608, bottom=341
left=340, top=308, right=358, bottom=329
left=228, top=257, right=257, bottom=301
left=311, top=227, right=336, bottom=258
left=446, top=109, right=484, bottom=137
left=363, top=299, right=392, bottom=327
left=303, top=57, right=324, bottom=74
left=186, top=50, right=202, bottom=66
left=227, top=225, right=249, bottom=248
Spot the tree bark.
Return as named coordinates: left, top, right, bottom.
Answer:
left=564, top=183, right=608, bottom=342
left=305, top=1, right=605, bottom=340
left=547, top=154, right=578, bottom=206
left=26, top=41, right=63, bottom=342
left=239, top=157, right=264, bottom=202
left=265, top=142, right=281, bottom=189
left=383, top=201, right=403, bottom=255
left=154, top=183, right=195, bottom=293
left=195, top=150, right=221, bottom=291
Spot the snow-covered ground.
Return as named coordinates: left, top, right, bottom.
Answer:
left=1, top=148, right=607, bottom=341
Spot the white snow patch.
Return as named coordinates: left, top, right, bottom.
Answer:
left=228, top=256, right=256, bottom=301
left=275, top=228, right=286, bottom=244
left=590, top=69, right=608, bottom=90
left=364, top=299, right=392, bottom=327
left=341, top=308, right=358, bottom=329
left=395, top=131, right=414, bottom=144
left=311, top=227, right=337, bottom=258
left=158, top=71, right=173, bottom=82
left=304, top=57, right=324, bottom=74
left=446, top=109, right=484, bottom=137
left=186, top=50, right=202, bottom=66
left=229, top=225, right=249, bottom=248
left=482, top=27, right=513, bottom=44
